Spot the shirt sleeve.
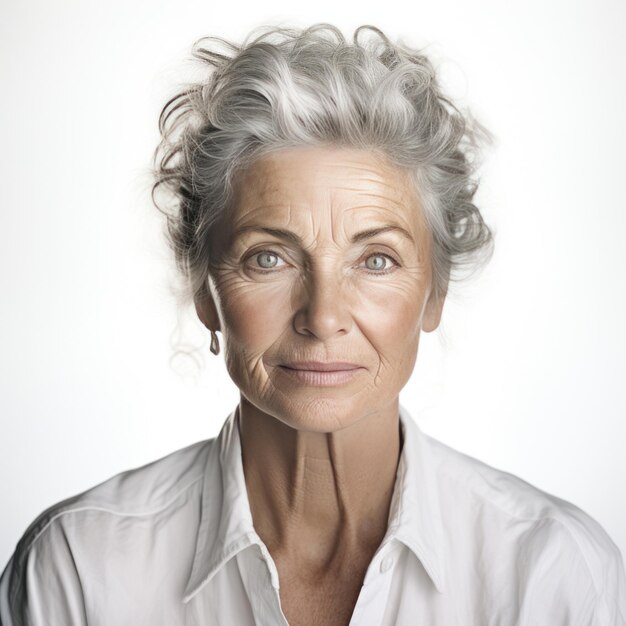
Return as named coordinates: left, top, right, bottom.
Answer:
left=0, top=518, right=88, bottom=626
left=588, top=543, right=626, bottom=625
left=518, top=516, right=626, bottom=626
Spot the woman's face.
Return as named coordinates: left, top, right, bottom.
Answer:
left=198, top=146, right=445, bottom=432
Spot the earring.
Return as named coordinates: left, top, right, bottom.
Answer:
left=210, top=330, right=220, bottom=356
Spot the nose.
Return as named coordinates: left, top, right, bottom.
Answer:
left=293, top=267, right=353, bottom=340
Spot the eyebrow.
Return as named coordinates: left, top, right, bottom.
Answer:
left=232, top=225, right=415, bottom=246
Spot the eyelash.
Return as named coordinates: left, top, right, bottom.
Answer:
left=244, top=249, right=400, bottom=276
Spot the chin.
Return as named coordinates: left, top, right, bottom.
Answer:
left=265, top=393, right=383, bottom=433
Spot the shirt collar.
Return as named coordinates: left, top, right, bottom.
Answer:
left=183, top=405, right=260, bottom=603
left=182, top=402, right=446, bottom=602
left=389, top=402, right=446, bottom=593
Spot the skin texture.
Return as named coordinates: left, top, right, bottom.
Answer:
left=196, top=145, right=446, bottom=624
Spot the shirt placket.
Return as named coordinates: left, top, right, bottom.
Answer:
left=237, top=543, right=290, bottom=626
left=348, top=540, right=399, bottom=626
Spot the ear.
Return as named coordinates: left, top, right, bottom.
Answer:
left=194, top=280, right=221, bottom=332
left=421, top=285, right=447, bottom=333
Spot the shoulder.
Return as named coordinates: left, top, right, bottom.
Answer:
left=0, top=437, right=217, bottom=625
left=423, top=431, right=626, bottom=619
left=18, top=436, right=212, bottom=548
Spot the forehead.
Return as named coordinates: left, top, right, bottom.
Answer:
left=230, top=146, right=425, bottom=233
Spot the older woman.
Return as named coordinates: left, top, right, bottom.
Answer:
left=1, top=22, right=625, bottom=626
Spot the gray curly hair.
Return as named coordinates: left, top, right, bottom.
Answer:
left=151, top=22, right=494, bottom=308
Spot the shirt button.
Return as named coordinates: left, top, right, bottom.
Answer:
left=380, top=554, right=395, bottom=573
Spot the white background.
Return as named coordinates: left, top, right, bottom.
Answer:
left=1, top=0, right=625, bottom=569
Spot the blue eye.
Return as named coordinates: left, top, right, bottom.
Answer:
left=244, top=249, right=398, bottom=275
left=256, top=251, right=280, bottom=269
left=363, top=253, right=397, bottom=274
left=245, top=249, right=287, bottom=273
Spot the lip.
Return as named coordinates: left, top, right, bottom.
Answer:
left=277, top=364, right=364, bottom=386
left=280, top=361, right=362, bottom=372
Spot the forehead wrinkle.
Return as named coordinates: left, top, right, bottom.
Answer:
left=325, top=154, right=394, bottom=174
left=334, top=188, right=411, bottom=212
left=339, top=175, right=402, bottom=189
left=235, top=163, right=276, bottom=200
left=325, top=151, right=410, bottom=177
left=334, top=184, right=400, bottom=193
left=334, top=175, right=417, bottom=204
left=230, top=204, right=290, bottom=232
left=341, top=198, right=414, bottom=216
left=327, top=182, right=338, bottom=247
left=341, top=203, right=415, bottom=229
left=232, top=149, right=427, bottom=248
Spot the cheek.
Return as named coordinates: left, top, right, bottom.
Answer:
left=219, top=281, right=290, bottom=351
left=354, top=279, right=425, bottom=374
left=379, top=301, right=421, bottom=338
left=356, top=277, right=426, bottom=335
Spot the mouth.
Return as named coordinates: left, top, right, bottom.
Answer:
left=277, top=362, right=365, bottom=386
left=281, top=361, right=362, bottom=371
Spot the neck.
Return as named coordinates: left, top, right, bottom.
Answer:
left=237, top=396, right=404, bottom=575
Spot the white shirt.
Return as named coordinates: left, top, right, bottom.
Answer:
left=1, top=403, right=625, bottom=625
